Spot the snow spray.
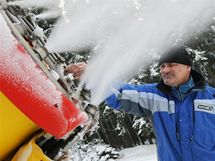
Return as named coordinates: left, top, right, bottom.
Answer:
left=13, top=0, right=215, bottom=105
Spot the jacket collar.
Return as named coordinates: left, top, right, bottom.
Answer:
left=156, top=70, right=206, bottom=94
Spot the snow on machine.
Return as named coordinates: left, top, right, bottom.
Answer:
left=0, top=0, right=99, bottom=160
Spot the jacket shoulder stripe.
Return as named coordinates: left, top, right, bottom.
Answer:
left=121, top=90, right=175, bottom=114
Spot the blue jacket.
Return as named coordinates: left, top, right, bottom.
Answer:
left=106, top=70, right=215, bottom=161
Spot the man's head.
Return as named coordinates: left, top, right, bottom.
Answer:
left=159, top=47, right=192, bottom=87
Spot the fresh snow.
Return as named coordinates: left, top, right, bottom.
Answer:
left=117, top=145, right=157, bottom=161
left=69, top=143, right=157, bottom=161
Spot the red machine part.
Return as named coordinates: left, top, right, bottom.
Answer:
left=0, top=18, right=88, bottom=138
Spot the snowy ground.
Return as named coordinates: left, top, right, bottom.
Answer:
left=117, top=145, right=157, bottom=161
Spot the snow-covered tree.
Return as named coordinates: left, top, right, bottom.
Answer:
left=69, top=139, right=120, bottom=161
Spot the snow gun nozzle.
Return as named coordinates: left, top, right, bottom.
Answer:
left=85, top=104, right=98, bottom=115
left=0, top=0, right=8, bottom=9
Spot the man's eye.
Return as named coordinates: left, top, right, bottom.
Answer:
left=159, top=65, right=165, bottom=69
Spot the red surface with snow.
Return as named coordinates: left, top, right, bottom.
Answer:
left=0, top=15, right=88, bottom=138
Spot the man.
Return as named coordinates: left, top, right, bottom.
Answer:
left=66, top=47, right=215, bottom=161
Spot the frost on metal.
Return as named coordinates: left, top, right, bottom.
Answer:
left=0, top=14, right=62, bottom=108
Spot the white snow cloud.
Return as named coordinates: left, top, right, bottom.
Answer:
left=45, top=0, right=214, bottom=105
left=10, top=0, right=215, bottom=105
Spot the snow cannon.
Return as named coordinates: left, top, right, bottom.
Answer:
left=0, top=1, right=99, bottom=160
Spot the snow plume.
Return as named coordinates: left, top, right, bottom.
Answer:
left=8, top=0, right=66, bottom=19
left=45, top=0, right=215, bottom=105
left=8, top=0, right=60, bottom=9
left=17, top=0, right=215, bottom=105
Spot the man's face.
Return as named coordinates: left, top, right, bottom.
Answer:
left=160, top=63, right=191, bottom=87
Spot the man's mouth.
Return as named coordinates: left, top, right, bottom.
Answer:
left=163, top=75, right=173, bottom=79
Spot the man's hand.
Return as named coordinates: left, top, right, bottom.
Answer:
left=65, top=62, right=87, bottom=80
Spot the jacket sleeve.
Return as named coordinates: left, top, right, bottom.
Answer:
left=105, top=83, right=155, bottom=117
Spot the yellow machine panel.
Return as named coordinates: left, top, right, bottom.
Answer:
left=0, top=92, right=39, bottom=160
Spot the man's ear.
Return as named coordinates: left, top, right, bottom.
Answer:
left=187, top=66, right=191, bottom=71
